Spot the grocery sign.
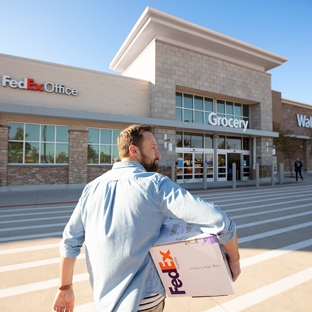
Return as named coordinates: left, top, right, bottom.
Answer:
left=2, top=75, right=78, bottom=96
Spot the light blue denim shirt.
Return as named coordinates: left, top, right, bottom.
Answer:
left=60, top=161, right=236, bottom=311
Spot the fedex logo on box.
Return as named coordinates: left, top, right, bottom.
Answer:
left=2, top=75, right=78, bottom=96
left=158, top=249, right=186, bottom=295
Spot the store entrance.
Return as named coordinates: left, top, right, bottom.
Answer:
left=227, top=153, right=241, bottom=180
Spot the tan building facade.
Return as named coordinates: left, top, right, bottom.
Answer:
left=0, top=7, right=310, bottom=187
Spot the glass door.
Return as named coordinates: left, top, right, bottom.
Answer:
left=243, top=155, right=250, bottom=180
left=176, top=151, right=204, bottom=183
left=218, top=153, right=227, bottom=181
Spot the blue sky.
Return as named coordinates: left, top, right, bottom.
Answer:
left=1, top=0, right=311, bottom=105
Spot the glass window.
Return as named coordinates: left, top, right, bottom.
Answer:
left=176, top=132, right=183, bottom=147
left=184, top=94, right=193, bottom=109
left=226, top=137, right=242, bottom=150
left=176, top=93, right=182, bottom=107
left=9, top=123, right=24, bottom=140
left=101, top=129, right=111, bottom=144
left=205, top=98, right=213, bottom=112
left=8, top=123, right=69, bottom=164
left=176, top=108, right=182, bottom=121
left=217, top=136, right=226, bottom=149
left=56, top=144, right=69, bottom=163
left=41, top=125, right=55, bottom=142
left=226, top=102, right=233, bottom=115
left=204, top=134, right=213, bottom=148
left=25, top=124, right=40, bottom=141
left=184, top=109, right=193, bottom=123
left=243, top=104, right=249, bottom=117
left=56, top=126, right=69, bottom=142
left=234, top=103, right=242, bottom=116
left=190, top=134, right=203, bottom=148
left=194, top=111, right=203, bottom=124
left=243, top=137, right=250, bottom=150
left=88, top=128, right=99, bottom=144
left=88, top=128, right=121, bottom=164
left=41, top=142, right=54, bottom=163
left=194, top=96, right=203, bottom=110
left=8, top=142, right=23, bottom=163
left=217, top=100, right=225, bottom=114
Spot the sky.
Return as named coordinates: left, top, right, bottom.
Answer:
left=1, top=0, right=312, bottom=105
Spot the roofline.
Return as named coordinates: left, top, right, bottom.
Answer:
left=110, top=7, right=288, bottom=73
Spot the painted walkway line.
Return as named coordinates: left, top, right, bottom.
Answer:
left=202, top=267, right=312, bottom=312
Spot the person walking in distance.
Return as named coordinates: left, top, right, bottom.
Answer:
left=294, top=157, right=303, bottom=181
left=52, top=124, right=241, bottom=312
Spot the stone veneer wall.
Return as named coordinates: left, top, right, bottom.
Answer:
left=7, top=166, right=68, bottom=185
left=150, top=42, right=274, bottom=170
left=68, top=130, right=88, bottom=184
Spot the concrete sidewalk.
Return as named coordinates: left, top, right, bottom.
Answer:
left=0, top=173, right=311, bottom=207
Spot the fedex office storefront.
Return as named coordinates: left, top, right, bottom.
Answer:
left=0, top=7, right=289, bottom=186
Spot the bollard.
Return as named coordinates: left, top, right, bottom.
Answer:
left=171, top=160, right=175, bottom=182
left=232, top=162, right=236, bottom=189
left=256, top=163, right=260, bottom=187
left=203, top=161, right=207, bottom=190
left=271, top=163, right=275, bottom=186
left=279, top=163, right=284, bottom=184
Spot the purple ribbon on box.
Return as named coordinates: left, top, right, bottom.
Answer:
left=202, top=235, right=218, bottom=245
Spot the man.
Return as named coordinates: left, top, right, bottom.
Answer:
left=52, top=124, right=240, bottom=312
left=294, top=157, right=303, bottom=181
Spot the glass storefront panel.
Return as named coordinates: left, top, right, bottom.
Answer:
left=101, top=129, right=111, bottom=144
left=25, top=124, right=40, bottom=141
left=218, top=154, right=227, bottom=179
left=204, top=134, right=213, bottom=148
left=41, top=142, right=54, bottom=163
left=56, top=126, right=69, bottom=142
left=205, top=153, right=213, bottom=178
left=25, top=142, right=39, bottom=163
left=194, top=153, right=203, bottom=179
left=8, top=142, right=23, bottom=163
left=100, top=145, right=111, bottom=164
left=88, top=145, right=99, bottom=164
left=56, top=143, right=69, bottom=163
left=88, top=129, right=99, bottom=144
left=41, top=125, right=55, bottom=142
left=243, top=155, right=250, bottom=178
left=9, top=123, right=24, bottom=140
left=227, top=137, right=242, bottom=150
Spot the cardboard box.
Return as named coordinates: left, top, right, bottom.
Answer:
left=150, top=219, right=233, bottom=297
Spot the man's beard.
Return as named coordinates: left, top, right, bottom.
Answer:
left=140, top=153, right=159, bottom=172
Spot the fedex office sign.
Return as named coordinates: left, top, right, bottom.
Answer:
left=2, top=75, right=78, bottom=96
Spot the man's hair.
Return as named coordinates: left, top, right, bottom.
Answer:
left=117, top=124, right=153, bottom=158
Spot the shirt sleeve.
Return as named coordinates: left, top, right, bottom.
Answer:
left=157, top=177, right=236, bottom=245
left=59, top=198, right=85, bottom=258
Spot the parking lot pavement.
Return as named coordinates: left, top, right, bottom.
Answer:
left=0, top=182, right=312, bottom=312
left=1, top=173, right=311, bottom=207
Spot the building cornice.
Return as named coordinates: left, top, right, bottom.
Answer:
left=110, top=7, right=287, bottom=73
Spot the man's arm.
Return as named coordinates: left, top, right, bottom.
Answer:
left=52, top=256, right=77, bottom=312
left=221, top=234, right=241, bottom=282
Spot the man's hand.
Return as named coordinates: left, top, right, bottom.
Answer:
left=52, top=289, right=75, bottom=312
left=228, top=259, right=241, bottom=282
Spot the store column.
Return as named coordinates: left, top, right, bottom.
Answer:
left=0, top=125, right=9, bottom=186
left=68, top=129, right=88, bottom=184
